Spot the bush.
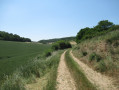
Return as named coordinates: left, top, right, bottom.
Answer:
left=52, top=43, right=59, bottom=51
left=52, top=40, right=72, bottom=51
left=89, top=52, right=102, bottom=62
left=45, top=51, right=52, bottom=57
left=80, top=51, right=87, bottom=57
left=82, top=52, right=87, bottom=56
left=95, top=60, right=107, bottom=72
left=109, top=25, right=119, bottom=31
left=58, top=40, right=72, bottom=49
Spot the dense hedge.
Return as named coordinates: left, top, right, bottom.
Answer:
left=0, top=31, right=31, bottom=42
left=52, top=40, right=72, bottom=50
left=76, top=20, right=119, bottom=43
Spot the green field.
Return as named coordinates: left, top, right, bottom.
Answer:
left=0, top=40, right=51, bottom=80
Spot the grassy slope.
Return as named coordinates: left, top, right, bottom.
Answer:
left=73, top=30, right=119, bottom=85
left=65, top=50, right=96, bottom=90
left=0, top=41, right=51, bottom=82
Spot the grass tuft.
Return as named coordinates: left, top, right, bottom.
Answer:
left=89, top=52, right=102, bottom=62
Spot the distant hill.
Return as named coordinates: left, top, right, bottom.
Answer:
left=38, top=37, right=75, bottom=44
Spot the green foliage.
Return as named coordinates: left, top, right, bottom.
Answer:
left=52, top=40, right=72, bottom=51
left=89, top=52, right=102, bottom=62
left=109, top=25, right=119, bottom=31
left=76, top=20, right=119, bottom=43
left=39, top=37, right=75, bottom=44
left=95, top=20, right=113, bottom=31
left=0, top=31, right=31, bottom=42
left=52, top=43, right=59, bottom=50
left=44, top=49, right=52, bottom=57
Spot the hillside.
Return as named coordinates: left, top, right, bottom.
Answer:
left=73, top=29, right=119, bottom=88
left=38, top=36, right=75, bottom=44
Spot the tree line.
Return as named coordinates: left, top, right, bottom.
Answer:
left=76, top=20, right=119, bottom=43
left=0, top=31, right=31, bottom=42
left=39, top=37, right=75, bottom=44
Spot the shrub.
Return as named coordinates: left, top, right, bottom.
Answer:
left=109, top=25, right=119, bottom=31
left=52, top=40, right=72, bottom=51
left=52, top=43, right=59, bottom=51
left=45, top=50, right=52, bottom=57
left=45, top=51, right=51, bottom=57
left=89, top=52, right=102, bottom=62
left=95, top=60, right=107, bottom=72
left=58, top=40, right=71, bottom=49
left=80, top=51, right=87, bottom=57
left=82, top=51, right=87, bottom=56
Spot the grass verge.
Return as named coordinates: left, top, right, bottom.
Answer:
left=44, top=50, right=63, bottom=90
left=0, top=50, right=63, bottom=90
left=65, top=50, right=96, bottom=90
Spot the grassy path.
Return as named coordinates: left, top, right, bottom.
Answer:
left=70, top=50, right=117, bottom=90
left=56, top=51, right=76, bottom=90
left=65, top=50, right=96, bottom=90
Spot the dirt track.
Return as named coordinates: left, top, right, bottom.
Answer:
left=56, top=51, right=76, bottom=90
left=70, top=50, right=117, bottom=90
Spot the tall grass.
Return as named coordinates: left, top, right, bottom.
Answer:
left=0, top=51, right=63, bottom=90
left=65, top=50, right=96, bottom=90
left=45, top=50, right=63, bottom=90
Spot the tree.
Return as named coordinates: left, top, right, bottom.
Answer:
left=76, top=27, right=92, bottom=43
left=95, top=20, right=113, bottom=31
left=76, top=20, right=117, bottom=43
left=0, top=31, right=31, bottom=42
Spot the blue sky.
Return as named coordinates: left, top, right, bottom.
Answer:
left=0, top=0, right=119, bottom=41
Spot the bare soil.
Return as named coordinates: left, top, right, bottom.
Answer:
left=56, top=51, right=76, bottom=90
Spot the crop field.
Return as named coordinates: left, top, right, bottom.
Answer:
left=0, top=40, right=51, bottom=81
